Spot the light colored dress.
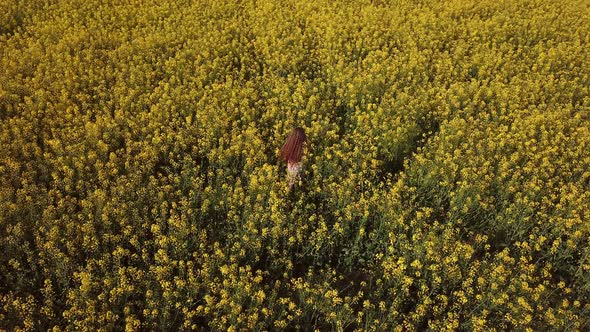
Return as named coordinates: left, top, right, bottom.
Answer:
left=287, top=161, right=302, bottom=188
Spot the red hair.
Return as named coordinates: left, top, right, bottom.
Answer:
left=279, top=127, right=306, bottom=163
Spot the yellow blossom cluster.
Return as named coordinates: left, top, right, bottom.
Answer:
left=1, top=0, right=589, bottom=330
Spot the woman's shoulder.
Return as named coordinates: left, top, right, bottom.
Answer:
left=288, top=161, right=302, bottom=170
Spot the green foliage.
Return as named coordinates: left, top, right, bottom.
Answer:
left=1, top=0, right=589, bottom=330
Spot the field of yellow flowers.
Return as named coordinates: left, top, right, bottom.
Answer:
left=1, top=0, right=590, bottom=330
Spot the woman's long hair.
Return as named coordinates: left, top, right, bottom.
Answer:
left=279, top=127, right=306, bottom=163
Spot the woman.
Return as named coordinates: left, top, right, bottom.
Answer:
left=279, top=127, right=306, bottom=189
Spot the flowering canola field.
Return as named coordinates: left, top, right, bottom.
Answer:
left=1, top=0, right=590, bottom=330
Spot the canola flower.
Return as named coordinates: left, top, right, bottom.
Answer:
left=1, top=0, right=590, bottom=330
